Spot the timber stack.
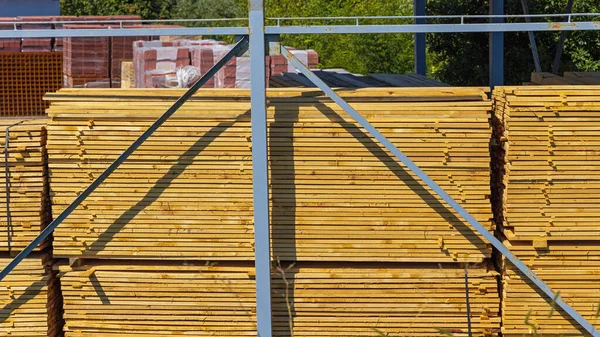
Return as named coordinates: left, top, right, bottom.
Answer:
left=0, top=118, right=51, bottom=252
left=493, top=86, right=600, bottom=336
left=45, top=87, right=500, bottom=336
left=0, top=119, right=59, bottom=336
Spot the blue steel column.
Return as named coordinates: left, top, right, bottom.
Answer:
left=249, top=1, right=273, bottom=337
left=414, top=0, right=426, bottom=75
left=490, top=0, right=504, bottom=87
left=280, top=45, right=600, bottom=337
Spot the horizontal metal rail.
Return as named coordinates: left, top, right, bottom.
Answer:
left=281, top=44, right=600, bottom=337
left=0, top=27, right=248, bottom=38
left=2, top=13, right=598, bottom=27
left=267, top=21, right=600, bottom=34
left=0, top=36, right=250, bottom=282
left=1, top=13, right=600, bottom=38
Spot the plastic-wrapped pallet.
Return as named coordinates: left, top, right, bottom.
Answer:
left=17, top=16, right=52, bottom=52
left=132, top=40, right=190, bottom=88
left=270, top=48, right=319, bottom=76
left=186, top=41, right=229, bottom=88
left=191, top=44, right=270, bottom=88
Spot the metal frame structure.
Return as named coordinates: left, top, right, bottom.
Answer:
left=1, top=2, right=600, bottom=336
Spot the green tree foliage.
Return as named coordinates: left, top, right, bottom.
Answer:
left=171, top=0, right=245, bottom=25
left=60, top=0, right=174, bottom=19
left=428, top=0, right=600, bottom=85
left=61, top=0, right=600, bottom=84
left=263, top=0, right=414, bottom=74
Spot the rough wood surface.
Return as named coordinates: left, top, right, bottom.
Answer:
left=0, top=256, right=61, bottom=337
left=493, top=86, right=600, bottom=336
left=0, top=118, right=51, bottom=253
left=44, top=88, right=494, bottom=262
left=57, top=261, right=500, bottom=337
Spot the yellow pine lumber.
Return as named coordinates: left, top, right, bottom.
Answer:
left=46, top=88, right=494, bottom=262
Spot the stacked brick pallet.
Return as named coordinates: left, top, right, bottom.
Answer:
left=18, top=16, right=53, bottom=52
left=270, top=49, right=319, bottom=76
left=0, top=52, right=62, bottom=116
left=62, top=25, right=111, bottom=88
left=0, top=18, right=21, bottom=52
left=0, top=119, right=60, bottom=336
left=60, top=16, right=149, bottom=88
left=44, top=87, right=500, bottom=336
left=134, top=41, right=318, bottom=88
left=493, top=86, right=600, bottom=336
left=132, top=40, right=190, bottom=88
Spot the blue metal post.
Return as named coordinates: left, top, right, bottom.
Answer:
left=249, top=1, right=273, bottom=337
left=281, top=45, right=600, bottom=337
left=0, top=37, right=249, bottom=282
left=490, top=0, right=504, bottom=87
left=414, top=0, right=426, bottom=75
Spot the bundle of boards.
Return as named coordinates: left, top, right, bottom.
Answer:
left=0, top=256, right=62, bottom=337
left=58, top=261, right=499, bottom=337
left=44, top=87, right=501, bottom=336
left=493, top=86, right=600, bottom=335
left=0, top=118, right=51, bottom=253
left=45, top=88, right=494, bottom=263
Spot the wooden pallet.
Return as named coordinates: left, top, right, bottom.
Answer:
left=0, top=256, right=61, bottom=337
left=0, top=118, right=51, bottom=253
left=44, top=88, right=494, bottom=262
left=57, top=260, right=500, bottom=337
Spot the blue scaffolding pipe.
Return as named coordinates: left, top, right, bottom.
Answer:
left=249, top=1, right=273, bottom=337
left=0, top=36, right=250, bottom=282
left=280, top=44, right=600, bottom=337
left=414, top=0, right=427, bottom=75
left=2, top=19, right=600, bottom=38
left=490, top=0, right=505, bottom=87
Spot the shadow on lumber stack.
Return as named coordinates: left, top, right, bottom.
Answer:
left=492, top=86, right=600, bottom=336
left=45, top=87, right=500, bottom=336
left=0, top=118, right=62, bottom=336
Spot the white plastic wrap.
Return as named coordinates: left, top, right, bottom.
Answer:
left=288, top=50, right=309, bottom=72
left=235, top=56, right=251, bottom=88
left=176, top=66, right=201, bottom=88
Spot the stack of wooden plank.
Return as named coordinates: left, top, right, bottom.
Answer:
left=501, top=242, right=600, bottom=336
left=0, top=119, right=51, bottom=253
left=0, top=256, right=62, bottom=337
left=56, top=261, right=500, bottom=337
left=44, top=87, right=501, bottom=335
left=272, top=263, right=500, bottom=337
left=57, top=261, right=257, bottom=336
left=45, top=88, right=494, bottom=262
left=530, top=72, right=600, bottom=86
left=0, top=52, right=62, bottom=116
left=493, top=86, right=600, bottom=335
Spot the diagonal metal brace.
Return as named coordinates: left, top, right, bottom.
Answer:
left=0, top=36, right=250, bottom=282
left=281, top=45, right=600, bottom=337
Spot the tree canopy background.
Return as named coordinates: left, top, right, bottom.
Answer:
left=60, top=0, right=600, bottom=85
